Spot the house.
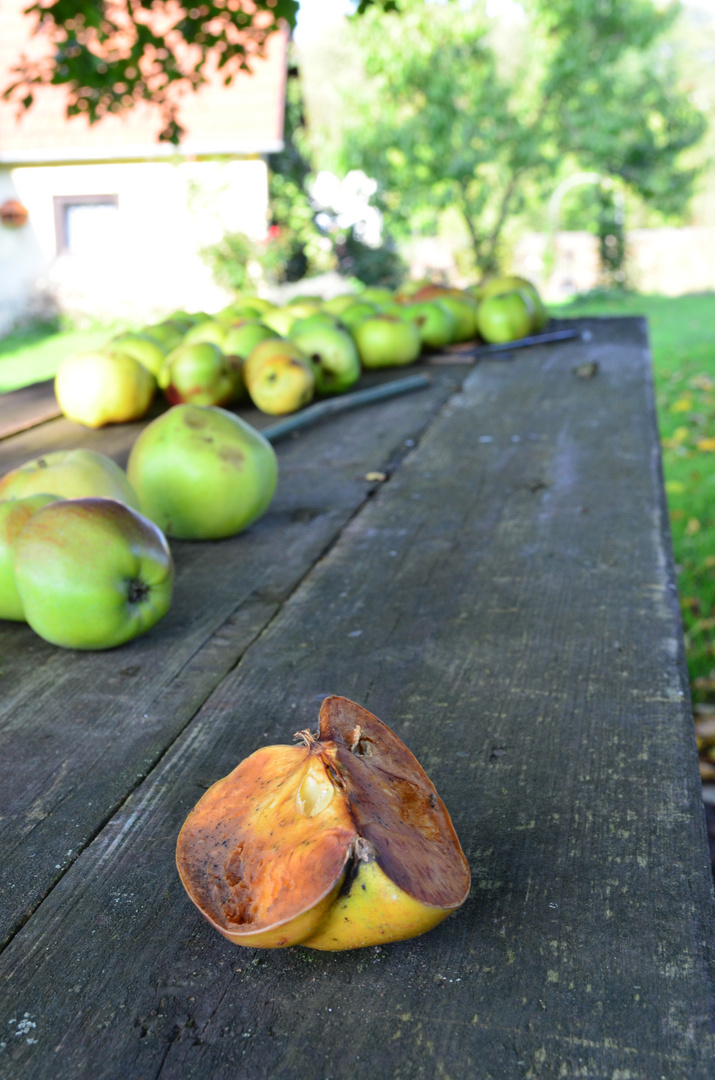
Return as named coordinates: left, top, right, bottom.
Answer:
left=0, top=0, right=287, bottom=334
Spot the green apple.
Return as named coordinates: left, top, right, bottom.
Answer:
left=378, top=301, right=410, bottom=319
left=289, top=312, right=346, bottom=336
left=352, top=315, right=422, bottom=369
left=394, top=279, right=432, bottom=302
left=261, top=307, right=300, bottom=337
left=290, top=322, right=361, bottom=395
left=478, top=276, right=548, bottom=331
left=359, top=286, right=395, bottom=306
left=338, top=302, right=378, bottom=331
left=127, top=405, right=278, bottom=540
left=476, top=289, right=534, bottom=343
left=479, top=275, right=533, bottom=301
left=107, top=333, right=167, bottom=376
left=0, top=449, right=140, bottom=509
left=144, top=321, right=185, bottom=352
left=322, top=294, right=360, bottom=316
left=408, top=287, right=479, bottom=342
left=0, top=494, right=62, bottom=621
left=165, top=310, right=200, bottom=331
left=244, top=338, right=315, bottom=415
left=223, top=321, right=279, bottom=360
left=13, top=497, right=174, bottom=650
left=284, top=300, right=323, bottom=319
left=228, top=303, right=270, bottom=321
left=402, top=301, right=457, bottom=350
left=240, top=297, right=275, bottom=315
left=55, top=351, right=155, bottom=428
left=183, top=320, right=228, bottom=349
left=158, top=342, right=240, bottom=407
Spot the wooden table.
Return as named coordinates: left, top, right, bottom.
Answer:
left=1, top=317, right=714, bottom=1079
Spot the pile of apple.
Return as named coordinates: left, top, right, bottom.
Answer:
left=0, top=405, right=278, bottom=650
left=53, top=275, right=548, bottom=428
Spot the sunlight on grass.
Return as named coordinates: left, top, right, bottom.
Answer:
left=0, top=327, right=111, bottom=394
left=555, top=292, right=715, bottom=699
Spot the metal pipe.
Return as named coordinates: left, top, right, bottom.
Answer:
left=261, top=373, right=432, bottom=443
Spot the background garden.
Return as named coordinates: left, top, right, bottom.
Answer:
left=2, top=0, right=715, bottom=707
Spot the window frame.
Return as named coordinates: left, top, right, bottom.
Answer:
left=53, top=194, right=120, bottom=255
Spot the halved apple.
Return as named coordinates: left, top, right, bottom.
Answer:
left=176, top=696, right=470, bottom=950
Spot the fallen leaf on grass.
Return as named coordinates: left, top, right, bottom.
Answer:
left=662, top=426, right=690, bottom=449
left=686, top=517, right=702, bottom=535
left=672, top=396, right=694, bottom=413
left=665, top=480, right=685, bottom=494
left=697, top=438, right=715, bottom=452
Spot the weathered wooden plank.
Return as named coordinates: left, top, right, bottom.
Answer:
left=0, top=367, right=462, bottom=948
left=0, top=380, right=60, bottom=441
left=1, top=318, right=713, bottom=1080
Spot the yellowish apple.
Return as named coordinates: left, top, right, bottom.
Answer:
left=244, top=338, right=315, bottom=415
left=0, top=449, right=140, bottom=510
left=55, top=351, right=155, bottom=428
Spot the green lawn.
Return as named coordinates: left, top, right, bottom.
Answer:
left=2, top=293, right=715, bottom=698
left=0, top=324, right=113, bottom=394
left=554, top=291, right=715, bottom=700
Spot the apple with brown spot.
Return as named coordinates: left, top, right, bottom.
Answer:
left=177, top=695, right=470, bottom=950
left=127, top=404, right=278, bottom=539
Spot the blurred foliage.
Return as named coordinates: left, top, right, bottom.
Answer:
left=202, top=51, right=405, bottom=290
left=337, top=0, right=708, bottom=277
left=3, top=0, right=397, bottom=143
left=333, top=225, right=405, bottom=289
left=264, top=63, right=330, bottom=283
left=200, top=231, right=256, bottom=293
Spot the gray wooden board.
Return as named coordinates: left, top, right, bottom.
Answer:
left=1, top=318, right=714, bottom=1079
left=0, top=380, right=60, bottom=442
left=0, top=368, right=462, bottom=948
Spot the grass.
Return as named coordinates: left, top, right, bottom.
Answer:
left=0, top=323, right=115, bottom=394
left=554, top=291, right=715, bottom=700
left=2, top=292, right=715, bottom=698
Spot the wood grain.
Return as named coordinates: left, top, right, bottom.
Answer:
left=0, top=380, right=60, bottom=441
left=0, top=320, right=712, bottom=1080
left=0, top=367, right=461, bottom=947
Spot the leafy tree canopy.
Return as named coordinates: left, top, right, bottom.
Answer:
left=336, top=0, right=708, bottom=276
left=4, top=0, right=395, bottom=143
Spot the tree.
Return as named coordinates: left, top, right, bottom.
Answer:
left=336, top=0, right=707, bottom=277
left=3, top=0, right=396, bottom=143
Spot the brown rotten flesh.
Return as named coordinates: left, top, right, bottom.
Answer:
left=176, top=695, right=470, bottom=950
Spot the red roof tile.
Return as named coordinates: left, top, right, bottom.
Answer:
left=0, top=0, right=286, bottom=161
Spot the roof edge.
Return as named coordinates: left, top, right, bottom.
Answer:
left=0, top=139, right=284, bottom=165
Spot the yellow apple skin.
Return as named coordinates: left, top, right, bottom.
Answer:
left=176, top=696, right=470, bottom=951
left=244, top=339, right=315, bottom=415
left=0, top=449, right=140, bottom=510
left=55, top=352, right=155, bottom=428
left=303, top=857, right=454, bottom=951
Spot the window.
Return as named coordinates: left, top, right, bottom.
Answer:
left=53, top=194, right=120, bottom=256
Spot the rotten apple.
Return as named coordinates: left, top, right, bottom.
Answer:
left=176, top=695, right=470, bottom=951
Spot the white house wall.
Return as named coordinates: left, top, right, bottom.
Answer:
left=0, top=157, right=269, bottom=334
